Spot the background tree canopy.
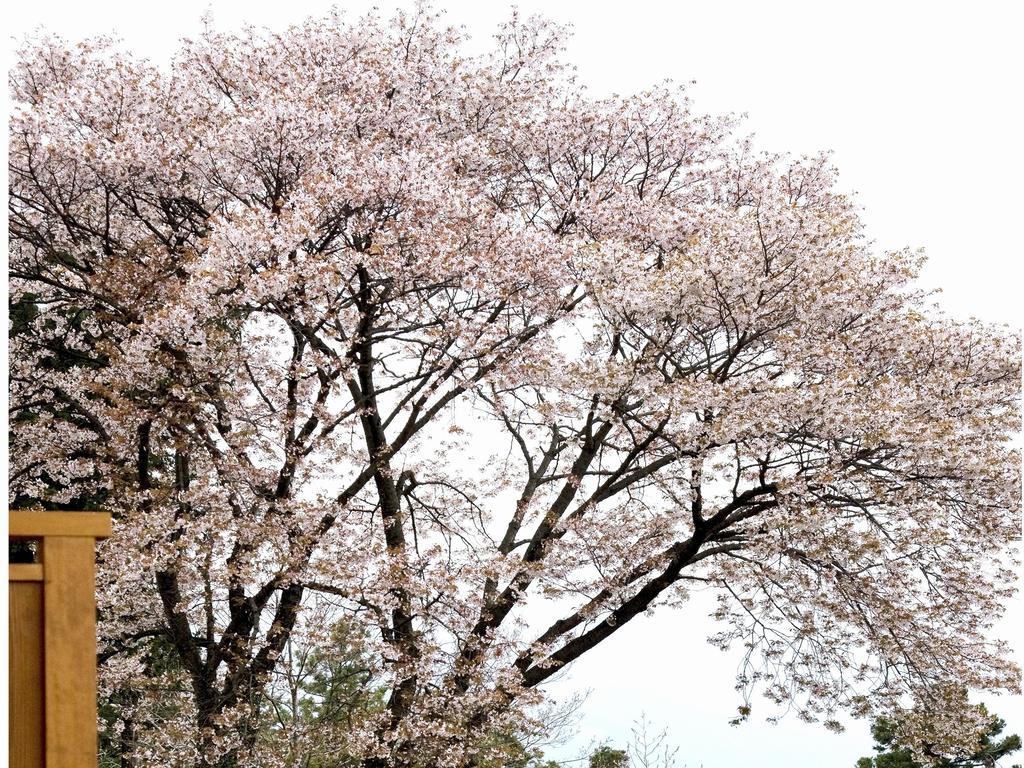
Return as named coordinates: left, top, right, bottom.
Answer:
left=856, top=698, right=1021, bottom=768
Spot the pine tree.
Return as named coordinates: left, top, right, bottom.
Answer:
left=857, top=708, right=1021, bottom=768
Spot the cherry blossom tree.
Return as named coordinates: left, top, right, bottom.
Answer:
left=8, top=6, right=1021, bottom=767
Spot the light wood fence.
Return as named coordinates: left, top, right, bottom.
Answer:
left=9, top=510, right=111, bottom=768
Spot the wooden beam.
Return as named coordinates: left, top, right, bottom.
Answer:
left=9, top=511, right=111, bottom=539
left=9, top=564, right=44, bottom=582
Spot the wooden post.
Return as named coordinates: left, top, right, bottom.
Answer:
left=9, top=511, right=111, bottom=768
left=9, top=563, right=45, bottom=768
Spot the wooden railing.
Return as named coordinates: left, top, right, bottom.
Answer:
left=8, top=510, right=111, bottom=768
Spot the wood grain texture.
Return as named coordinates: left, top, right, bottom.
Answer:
left=9, top=511, right=111, bottom=539
left=10, top=564, right=45, bottom=582
left=42, top=537, right=99, bottom=768
left=10, top=580, right=45, bottom=768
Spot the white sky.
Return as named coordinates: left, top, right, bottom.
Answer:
left=5, top=1, right=1023, bottom=766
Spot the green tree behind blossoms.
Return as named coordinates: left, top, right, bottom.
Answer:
left=857, top=710, right=1021, bottom=768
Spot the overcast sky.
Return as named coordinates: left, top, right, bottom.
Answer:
left=6, top=2, right=1022, bottom=766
